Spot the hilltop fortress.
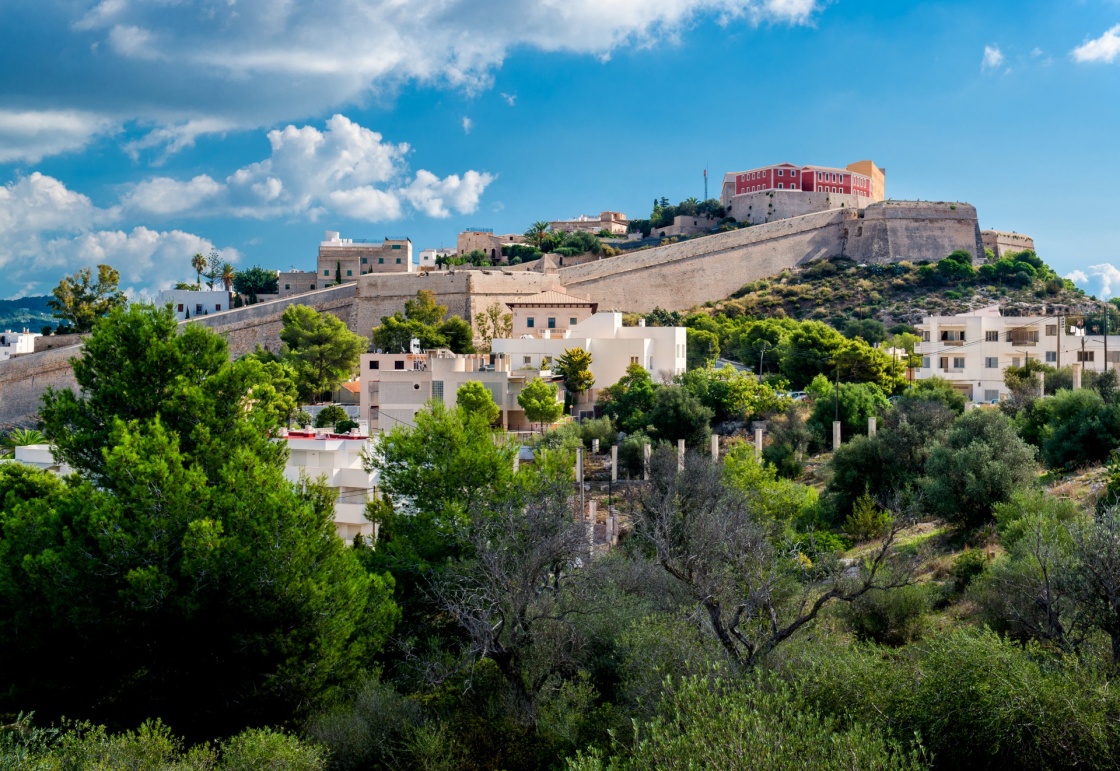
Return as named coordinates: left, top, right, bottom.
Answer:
left=0, top=160, right=1030, bottom=426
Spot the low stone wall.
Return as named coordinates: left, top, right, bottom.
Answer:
left=729, top=190, right=868, bottom=226
left=0, top=344, right=80, bottom=427
left=33, top=333, right=84, bottom=353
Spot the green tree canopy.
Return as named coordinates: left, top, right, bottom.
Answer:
left=47, top=264, right=127, bottom=333
left=404, top=289, right=448, bottom=326
left=518, top=378, right=564, bottom=430
left=648, top=385, right=713, bottom=449
left=805, top=374, right=889, bottom=452
left=686, top=328, right=720, bottom=370
left=457, top=380, right=501, bottom=425
left=12, top=304, right=397, bottom=737
left=556, top=347, right=595, bottom=409
left=599, top=363, right=658, bottom=434
left=232, top=266, right=279, bottom=301
left=279, top=304, right=367, bottom=403
left=437, top=315, right=476, bottom=354
left=677, top=365, right=787, bottom=423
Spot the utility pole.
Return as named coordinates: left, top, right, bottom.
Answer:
left=758, top=341, right=768, bottom=378
left=1105, top=306, right=1110, bottom=374
left=834, top=365, right=840, bottom=423
left=1057, top=314, right=1063, bottom=370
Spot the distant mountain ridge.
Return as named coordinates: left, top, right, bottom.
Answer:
left=0, top=295, right=54, bottom=331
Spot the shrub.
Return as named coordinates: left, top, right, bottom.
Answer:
left=335, top=419, right=359, bottom=434
left=293, top=409, right=313, bottom=428
left=314, top=404, right=348, bottom=428
left=579, top=416, right=618, bottom=450
left=843, top=493, right=893, bottom=542
left=618, top=432, right=653, bottom=477
left=950, top=549, right=990, bottom=593
left=842, top=584, right=929, bottom=646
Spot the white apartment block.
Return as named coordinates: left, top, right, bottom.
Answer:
left=281, top=430, right=378, bottom=543
left=549, top=211, right=629, bottom=235
left=0, top=329, right=40, bottom=361
left=916, top=307, right=1120, bottom=402
left=359, top=350, right=563, bottom=432
left=418, top=248, right=455, bottom=270
left=155, top=289, right=232, bottom=320
left=319, top=230, right=414, bottom=280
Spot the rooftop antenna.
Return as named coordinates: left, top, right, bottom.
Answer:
left=703, top=167, right=708, bottom=201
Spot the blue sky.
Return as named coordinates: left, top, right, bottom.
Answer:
left=3, top=0, right=1120, bottom=299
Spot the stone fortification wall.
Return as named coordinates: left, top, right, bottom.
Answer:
left=559, top=209, right=850, bottom=312
left=353, top=270, right=559, bottom=334
left=729, top=190, right=870, bottom=225
left=33, top=333, right=84, bottom=353
left=845, top=201, right=983, bottom=265
left=981, top=230, right=1035, bottom=259
left=0, top=345, right=80, bottom=427
left=187, top=283, right=359, bottom=358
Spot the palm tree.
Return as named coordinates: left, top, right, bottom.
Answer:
left=191, top=253, right=207, bottom=286
left=1, top=428, right=46, bottom=457
left=219, top=262, right=236, bottom=292
left=525, top=221, right=550, bottom=249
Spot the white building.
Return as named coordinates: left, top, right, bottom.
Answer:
left=8, top=444, right=71, bottom=474
left=915, top=306, right=1120, bottom=402
left=0, top=329, right=40, bottom=361
left=155, top=289, right=232, bottom=320
left=281, top=430, right=378, bottom=543
left=418, top=248, right=455, bottom=270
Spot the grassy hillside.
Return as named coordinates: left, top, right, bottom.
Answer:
left=707, top=252, right=1090, bottom=327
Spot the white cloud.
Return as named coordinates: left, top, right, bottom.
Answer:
left=402, top=169, right=494, bottom=218
left=18, top=0, right=824, bottom=158
left=120, top=175, right=223, bottom=216
left=982, top=45, right=1005, bottom=71
left=1067, top=264, right=1120, bottom=298
left=462, top=116, right=473, bottom=134
left=0, top=109, right=117, bottom=163
left=1073, top=25, right=1120, bottom=64
left=122, top=118, right=237, bottom=164
left=0, top=172, right=233, bottom=295
left=500, top=93, right=517, bottom=107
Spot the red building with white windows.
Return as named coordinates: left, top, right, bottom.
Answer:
left=724, top=163, right=875, bottom=203
left=718, top=160, right=886, bottom=225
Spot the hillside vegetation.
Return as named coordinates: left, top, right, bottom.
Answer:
left=710, top=249, right=1088, bottom=326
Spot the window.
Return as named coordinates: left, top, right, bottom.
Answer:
left=547, top=317, right=556, bottom=329
left=939, top=357, right=949, bottom=370
left=1078, top=351, right=1096, bottom=362
left=396, top=258, right=401, bottom=264
left=524, top=356, right=532, bottom=365
left=922, top=356, right=931, bottom=369
left=346, top=270, right=352, bottom=276
left=195, top=304, right=203, bottom=313
left=953, top=357, right=965, bottom=369
left=527, top=317, right=535, bottom=328
left=369, top=360, right=379, bottom=370
left=177, top=304, right=184, bottom=312
left=394, top=360, right=405, bottom=370
left=1012, top=357, right=1021, bottom=368
left=922, top=331, right=930, bottom=342
left=1046, top=325, right=1057, bottom=336
left=570, top=317, right=577, bottom=325
left=778, top=169, right=784, bottom=176
left=941, top=330, right=965, bottom=342
left=310, top=284, right=315, bottom=290
left=1045, top=351, right=1057, bottom=363
left=391, top=244, right=401, bottom=250
left=324, top=269, right=330, bottom=276
left=985, top=357, right=998, bottom=368
left=985, top=331, right=999, bottom=342
left=361, top=257, right=368, bottom=264
left=215, top=304, right=221, bottom=311
left=432, top=381, right=444, bottom=400
left=630, top=356, right=640, bottom=365
left=378, top=257, right=384, bottom=264
left=284, top=284, right=290, bottom=290
left=984, top=390, right=1000, bottom=402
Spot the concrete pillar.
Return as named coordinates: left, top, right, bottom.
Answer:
left=832, top=421, right=841, bottom=451
left=1073, top=362, right=1083, bottom=390
left=611, top=445, right=618, bottom=482
left=711, top=433, right=719, bottom=461
left=678, top=438, right=686, bottom=472
left=576, top=447, right=584, bottom=520
left=591, top=438, right=600, bottom=454
left=610, top=509, right=619, bottom=546
left=588, top=499, right=597, bottom=524
left=868, top=416, right=877, bottom=437
left=606, top=512, right=615, bottom=546
left=1039, top=372, right=1045, bottom=399
left=643, top=443, right=651, bottom=481
left=513, top=451, right=520, bottom=474
left=754, top=427, right=763, bottom=459
left=587, top=500, right=597, bottom=552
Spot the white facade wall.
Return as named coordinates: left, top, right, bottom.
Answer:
left=0, top=330, right=40, bottom=361
left=492, top=312, right=686, bottom=400
left=915, top=309, right=1120, bottom=402
left=282, top=433, right=378, bottom=543
left=419, top=248, right=455, bottom=269
left=155, top=289, right=232, bottom=320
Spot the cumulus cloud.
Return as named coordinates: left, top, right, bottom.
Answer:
left=0, top=172, right=233, bottom=296
left=1067, top=264, right=1120, bottom=299
left=0, top=0, right=825, bottom=160
left=982, top=45, right=1005, bottom=71
left=1072, top=25, right=1120, bottom=64
left=124, top=114, right=492, bottom=221
left=0, top=109, right=117, bottom=163
left=462, top=116, right=473, bottom=134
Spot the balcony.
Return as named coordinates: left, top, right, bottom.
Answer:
left=943, top=341, right=964, bottom=347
